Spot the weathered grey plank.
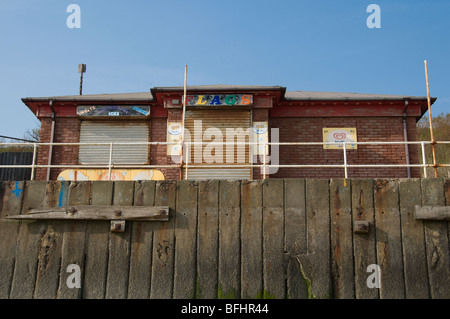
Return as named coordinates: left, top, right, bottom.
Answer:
left=421, top=178, right=450, bottom=299
left=150, top=180, right=177, bottom=299
left=218, top=180, right=241, bottom=299
left=351, top=179, right=378, bottom=299
left=284, top=179, right=308, bottom=299
left=262, top=179, right=285, bottom=299
left=415, top=206, right=450, bottom=221
left=330, top=178, right=355, bottom=299
left=57, top=181, right=91, bottom=299
left=128, top=180, right=156, bottom=299
left=374, top=179, right=405, bottom=299
left=9, top=181, right=48, bottom=299
left=241, top=180, right=263, bottom=299
left=10, top=205, right=168, bottom=220
left=105, top=181, right=134, bottom=299
left=83, top=181, right=113, bottom=299
left=398, top=178, right=429, bottom=299
left=196, top=180, right=219, bottom=299
left=302, top=179, right=331, bottom=299
left=34, top=181, right=69, bottom=299
left=173, top=180, right=198, bottom=299
left=0, top=181, right=23, bottom=299
left=444, top=179, right=450, bottom=276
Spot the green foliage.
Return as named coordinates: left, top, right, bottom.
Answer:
left=417, top=112, right=450, bottom=177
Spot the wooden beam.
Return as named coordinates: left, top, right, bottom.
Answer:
left=5, top=205, right=169, bottom=221
left=414, top=205, right=450, bottom=221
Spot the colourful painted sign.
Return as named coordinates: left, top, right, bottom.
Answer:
left=77, top=105, right=150, bottom=117
left=322, top=128, right=357, bottom=149
left=184, top=94, right=253, bottom=106
left=57, top=169, right=165, bottom=181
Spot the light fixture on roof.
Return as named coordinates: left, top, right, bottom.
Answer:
left=78, top=63, right=86, bottom=95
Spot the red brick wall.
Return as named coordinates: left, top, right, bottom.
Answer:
left=36, top=117, right=80, bottom=180
left=150, top=116, right=180, bottom=180
left=268, top=116, right=420, bottom=179
left=35, top=113, right=421, bottom=181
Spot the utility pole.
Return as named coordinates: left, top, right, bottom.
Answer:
left=78, top=64, right=86, bottom=95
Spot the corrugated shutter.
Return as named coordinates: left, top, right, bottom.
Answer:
left=79, top=121, right=149, bottom=164
left=184, top=110, right=251, bottom=180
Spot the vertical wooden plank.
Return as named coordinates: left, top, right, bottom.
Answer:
left=83, top=181, right=113, bottom=299
left=330, top=178, right=355, bottom=299
left=421, top=178, right=450, bottom=299
left=128, top=180, right=156, bottom=299
left=57, top=181, right=91, bottom=299
left=105, top=181, right=134, bottom=299
left=262, top=179, right=285, bottom=299
left=351, top=179, right=378, bottom=299
left=10, top=180, right=48, bottom=299
left=218, top=180, right=241, bottom=299
left=241, top=180, right=263, bottom=299
left=374, top=179, right=405, bottom=299
left=150, top=180, right=177, bottom=299
left=444, top=179, right=450, bottom=276
left=303, top=179, right=331, bottom=299
left=0, top=181, right=23, bottom=299
left=196, top=180, right=219, bottom=299
left=284, top=179, right=308, bottom=299
left=173, top=180, right=198, bottom=299
left=34, top=181, right=69, bottom=299
left=398, top=178, right=429, bottom=298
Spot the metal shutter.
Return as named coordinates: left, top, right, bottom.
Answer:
left=183, top=110, right=251, bottom=180
left=79, top=121, right=149, bottom=164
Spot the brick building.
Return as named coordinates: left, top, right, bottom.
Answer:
left=21, top=85, right=435, bottom=181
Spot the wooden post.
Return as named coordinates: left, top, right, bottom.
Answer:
left=424, top=60, right=437, bottom=178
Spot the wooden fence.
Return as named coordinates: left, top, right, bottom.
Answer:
left=0, top=178, right=449, bottom=299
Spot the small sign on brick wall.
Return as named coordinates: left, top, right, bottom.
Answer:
left=322, top=127, right=357, bottom=149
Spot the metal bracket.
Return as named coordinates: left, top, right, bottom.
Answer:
left=354, top=221, right=370, bottom=234
left=111, top=220, right=126, bottom=233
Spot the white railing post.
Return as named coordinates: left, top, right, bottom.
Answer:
left=108, top=142, right=113, bottom=181
left=343, top=142, right=348, bottom=179
left=30, top=143, right=37, bottom=180
left=185, top=141, right=189, bottom=180
left=263, top=141, right=267, bottom=180
left=421, top=142, right=427, bottom=178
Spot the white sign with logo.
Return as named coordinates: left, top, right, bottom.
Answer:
left=322, top=128, right=357, bottom=149
left=167, top=122, right=183, bottom=155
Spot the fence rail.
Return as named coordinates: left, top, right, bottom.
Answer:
left=1, top=140, right=449, bottom=180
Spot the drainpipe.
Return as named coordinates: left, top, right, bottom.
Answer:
left=46, top=100, right=55, bottom=181
left=403, top=100, right=411, bottom=178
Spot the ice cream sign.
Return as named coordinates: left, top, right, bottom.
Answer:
left=184, top=94, right=253, bottom=106
left=322, top=128, right=357, bottom=149
left=77, top=105, right=150, bottom=117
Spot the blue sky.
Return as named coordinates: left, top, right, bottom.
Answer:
left=1, top=0, right=449, bottom=139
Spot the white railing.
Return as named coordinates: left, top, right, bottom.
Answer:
left=0, top=141, right=449, bottom=180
